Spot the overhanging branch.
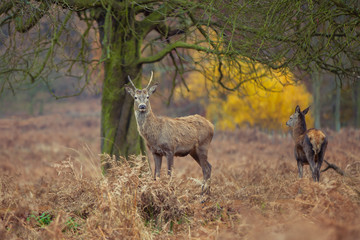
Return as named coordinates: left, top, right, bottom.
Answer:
left=0, top=0, right=13, bottom=14
left=50, top=0, right=101, bottom=11
left=15, top=2, right=50, bottom=33
left=156, top=23, right=187, bottom=40
left=138, top=41, right=227, bottom=65
left=139, top=2, right=173, bottom=37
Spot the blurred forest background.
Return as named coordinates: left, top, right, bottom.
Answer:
left=1, top=34, right=359, bottom=133
left=1, top=0, right=360, bottom=142
left=1, top=53, right=360, bottom=132
left=1, top=1, right=360, bottom=239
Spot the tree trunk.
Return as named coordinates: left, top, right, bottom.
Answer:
left=312, top=70, right=322, bottom=129
left=354, top=80, right=360, bottom=128
left=101, top=65, right=145, bottom=158
left=334, top=75, right=341, bottom=131
left=96, top=11, right=145, bottom=170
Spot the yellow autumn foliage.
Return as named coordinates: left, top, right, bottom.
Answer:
left=176, top=62, right=313, bottom=132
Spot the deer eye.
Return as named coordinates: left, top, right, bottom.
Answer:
left=134, top=97, right=137, bottom=100
left=147, top=96, right=149, bottom=99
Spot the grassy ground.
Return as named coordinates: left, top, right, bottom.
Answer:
left=1, top=98, right=360, bottom=239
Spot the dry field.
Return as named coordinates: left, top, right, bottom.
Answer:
left=1, top=98, right=360, bottom=239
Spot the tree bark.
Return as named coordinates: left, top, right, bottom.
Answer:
left=312, top=70, right=322, bottom=129
left=100, top=66, right=145, bottom=159
left=354, top=80, right=360, bottom=128
left=96, top=11, right=145, bottom=170
left=334, top=75, right=341, bottom=131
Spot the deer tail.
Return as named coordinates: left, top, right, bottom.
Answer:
left=308, top=130, right=326, bottom=154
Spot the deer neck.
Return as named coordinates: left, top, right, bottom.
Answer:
left=292, top=118, right=307, bottom=141
left=134, top=107, right=157, bottom=138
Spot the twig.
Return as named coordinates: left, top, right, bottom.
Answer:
left=321, top=159, right=346, bottom=176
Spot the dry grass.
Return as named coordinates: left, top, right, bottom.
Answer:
left=1, top=98, right=360, bottom=239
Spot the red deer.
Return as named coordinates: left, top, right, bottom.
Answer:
left=286, top=105, right=328, bottom=182
left=125, top=72, right=214, bottom=194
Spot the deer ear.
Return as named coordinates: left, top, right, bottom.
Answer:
left=125, top=86, right=135, bottom=98
left=302, top=106, right=310, bottom=115
left=148, top=83, right=158, bottom=95
left=295, top=105, right=300, bottom=113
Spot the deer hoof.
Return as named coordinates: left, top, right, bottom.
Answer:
left=201, top=181, right=211, bottom=195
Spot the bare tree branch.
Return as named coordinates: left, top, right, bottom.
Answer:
left=321, top=159, right=346, bottom=176
left=14, top=2, right=50, bottom=33
left=0, top=0, right=13, bottom=14
left=138, top=41, right=226, bottom=65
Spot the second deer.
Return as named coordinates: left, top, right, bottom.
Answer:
left=286, top=105, right=328, bottom=182
left=125, top=72, right=214, bottom=194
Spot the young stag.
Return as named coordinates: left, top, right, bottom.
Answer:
left=125, top=72, right=214, bottom=193
left=286, top=105, right=328, bottom=182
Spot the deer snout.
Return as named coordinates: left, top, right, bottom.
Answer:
left=138, top=104, right=147, bottom=111
left=286, top=120, right=295, bottom=127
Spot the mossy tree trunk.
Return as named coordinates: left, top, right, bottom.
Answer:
left=93, top=4, right=174, bottom=165
left=334, top=75, right=341, bottom=132
left=354, top=81, right=360, bottom=128
left=96, top=9, right=146, bottom=164
left=312, top=70, right=322, bottom=129
left=100, top=63, right=145, bottom=159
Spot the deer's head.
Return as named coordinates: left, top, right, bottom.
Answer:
left=286, top=105, right=310, bottom=127
left=125, top=71, right=158, bottom=113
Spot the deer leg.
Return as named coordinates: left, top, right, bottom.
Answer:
left=307, top=154, right=317, bottom=182
left=191, top=150, right=213, bottom=194
left=316, top=141, right=327, bottom=181
left=190, top=150, right=201, bottom=167
left=295, top=157, right=304, bottom=194
left=196, top=146, right=212, bottom=194
left=166, top=153, right=174, bottom=176
left=304, top=142, right=317, bottom=182
left=297, top=160, right=304, bottom=178
left=153, top=153, right=162, bottom=180
left=315, top=160, right=320, bottom=182
left=198, top=153, right=211, bottom=181
left=295, top=149, right=304, bottom=179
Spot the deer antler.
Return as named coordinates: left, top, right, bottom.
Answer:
left=127, top=75, right=137, bottom=89
left=145, top=71, right=154, bottom=89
